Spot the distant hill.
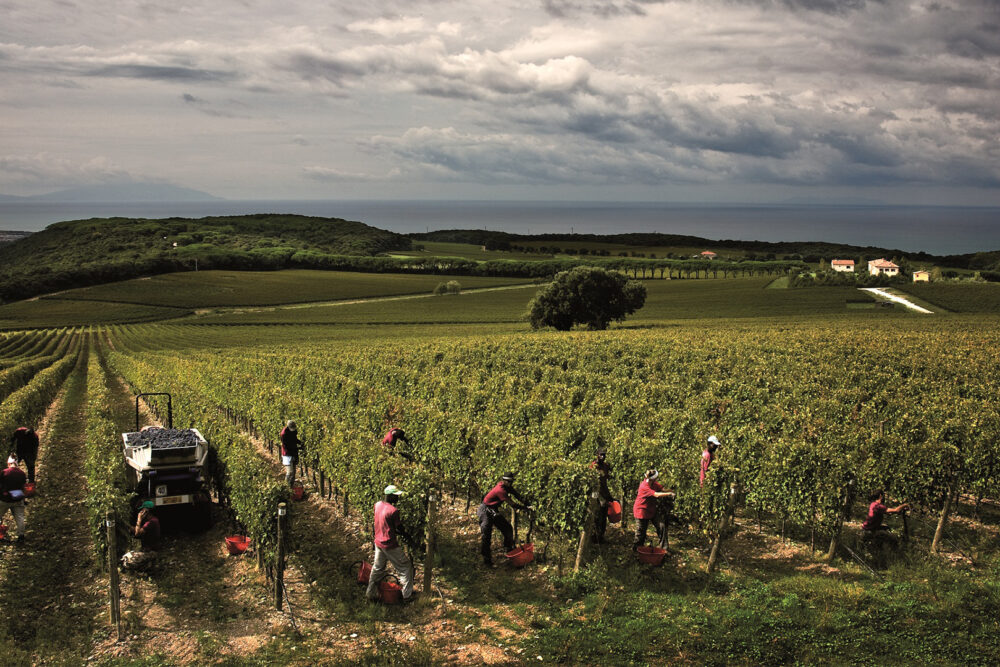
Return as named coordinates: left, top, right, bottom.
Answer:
left=11, top=183, right=223, bottom=203
left=0, top=214, right=410, bottom=302
left=409, top=229, right=1000, bottom=271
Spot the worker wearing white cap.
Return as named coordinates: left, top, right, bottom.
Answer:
left=700, top=435, right=722, bottom=486
left=366, top=484, right=415, bottom=602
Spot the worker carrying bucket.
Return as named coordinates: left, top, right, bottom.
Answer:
left=366, top=484, right=415, bottom=603
left=477, top=472, right=532, bottom=567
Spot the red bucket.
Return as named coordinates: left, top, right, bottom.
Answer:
left=505, top=542, right=535, bottom=568
left=225, top=535, right=250, bottom=555
left=635, top=546, right=667, bottom=565
left=0, top=525, right=7, bottom=540
left=378, top=578, right=403, bottom=605
left=23, top=483, right=36, bottom=498
left=292, top=484, right=305, bottom=501
left=356, top=560, right=372, bottom=585
left=607, top=500, right=622, bottom=524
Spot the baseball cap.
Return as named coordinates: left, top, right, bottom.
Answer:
left=286, top=420, right=297, bottom=431
left=708, top=435, right=721, bottom=446
left=384, top=485, right=405, bottom=496
left=6, top=456, right=16, bottom=467
left=141, top=500, right=155, bottom=509
left=501, top=472, right=516, bottom=482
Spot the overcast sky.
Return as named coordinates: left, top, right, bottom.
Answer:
left=2, top=0, right=999, bottom=203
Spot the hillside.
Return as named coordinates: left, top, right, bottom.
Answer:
left=0, top=214, right=410, bottom=302
left=410, top=229, right=1000, bottom=269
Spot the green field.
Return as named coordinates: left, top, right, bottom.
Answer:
left=901, top=282, right=1000, bottom=313
left=41, top=269, right=534, bottom=309
left=0, top=299, right=187, bottom=329
left=390, top=241, right=544, bottom=261
left=189, top=277, right=898, bottom=326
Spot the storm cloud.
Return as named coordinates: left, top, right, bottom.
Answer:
left=1, top=0, right=998, bottom=202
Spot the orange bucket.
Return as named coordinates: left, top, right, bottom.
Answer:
left=379, top=578, right=403, bottom=605
left=0, top=525, right=7, bottom=540
left=292, top=484, right=305, bottom=501
left=505, top=542, right=535, bottom=567
left=635, top=546, right=667, bottom=565
left=225, top=535, right=250, bottom=555
left=23, top=483, right=36, bottom=498
left=356, top=560, right=372, bottom=585
left=607, top=500, right=622, bottom=523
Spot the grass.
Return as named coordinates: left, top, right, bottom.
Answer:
left=188, top=284, right=543, bottom=325
left=0, top=299, right=187, bottom=329
left=901, top=282, right=1000, bottom=313
left=178, top=278, right=905, bottom=326
left=43, top=270, right=534, bottom=309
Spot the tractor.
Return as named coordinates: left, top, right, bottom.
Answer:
left=122, top=393, right=213, bottom=530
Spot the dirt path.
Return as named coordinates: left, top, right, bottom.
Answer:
left=90, top=374, right=285, bottom=665
left=859, top=287, right=934, bottom=314
left=0, top=353, right=104, bottom=663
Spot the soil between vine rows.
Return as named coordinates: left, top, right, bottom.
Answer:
left=0, top=353, right=103, bottom=663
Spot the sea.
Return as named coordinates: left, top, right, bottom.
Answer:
left=1, top=200, right=998, bottom=255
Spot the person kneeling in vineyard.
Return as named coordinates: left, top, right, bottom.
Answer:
left=632, top=469, right=675, bottom=551
left=478, top=472, right=532, bottom=566
left=861, top=489, right=909, bottom=549
left=122, top=500, right=160, bottom=571
left=366, top=485, right=415, bottom=603
left=381, top=427, right=414, bottom=462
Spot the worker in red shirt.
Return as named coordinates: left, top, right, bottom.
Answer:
left=590, top=447, right=614, bottom=543
left=0, top=456, right=27, bottom=542
left=478, top=472, right=531, bottom=566
left=366, top=484, right=415, bottom=602
left=381, top=428, right=414, bottom=462
left=9, top=426, right=39, bottom=485
left=632, top=469, right=675, bottom=551
left=279, top=420, right=300, bottom=487
left=861, top=489, right=909, bottom=548
left=700, top=435, right=721, bottom=486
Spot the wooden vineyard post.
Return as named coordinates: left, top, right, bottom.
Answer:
left=512, top=508, right=519, bottom=543
left=275, top=503, right=287, bottom=610
left=574, top=491, right=600, bottom=573
left=424, top=492, right=437, bottom=594
left=707, top=482, right=739, bottom=574
left=931, top=481, right=957, bottom=555
left=106, top=513, right=122, bottom=641
left=825, top=480, right=854, bottom=563
left=319, top=470, right=325, bottom=498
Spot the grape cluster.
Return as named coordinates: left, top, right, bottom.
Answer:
left=126, top=428, right=201, bottom=449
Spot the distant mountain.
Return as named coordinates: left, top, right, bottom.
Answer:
left=10, top=183, right=223, bottom=203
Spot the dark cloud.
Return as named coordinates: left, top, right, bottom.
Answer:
left=89, top=64, right=234, bottom=82
left=542, top=1, right=658, bottom=18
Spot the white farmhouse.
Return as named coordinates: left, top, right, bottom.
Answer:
left=868, top=258, right=900, bottom=276
left=831, top=259, right=855, bottom=272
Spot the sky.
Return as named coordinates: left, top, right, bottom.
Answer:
left=2, top=0, right=999, bottom=204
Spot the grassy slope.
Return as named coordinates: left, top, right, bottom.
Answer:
left=901, top=282, right=1000, bottom=313
left=45, top=270, right=535, bottom=309
left=189, top=277, right=905, bottom=326
left=0, top=300, right=187, bottom=330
